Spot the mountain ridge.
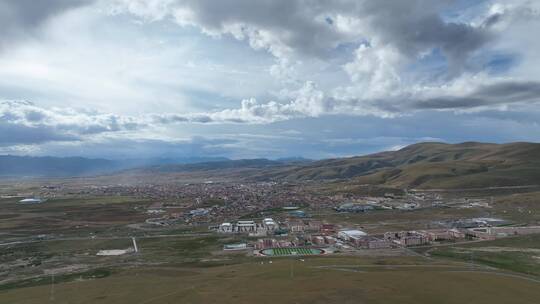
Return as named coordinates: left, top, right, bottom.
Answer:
left=2, top=142, right=539, bottom=189
left=254, top=141, right=540, bottom=189
left=0, top=155, right=230, bottom=177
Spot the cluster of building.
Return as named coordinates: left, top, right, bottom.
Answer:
left=283, top=219, right=327, bottom=233
left=383, top=229, right=466, bottom=246
left=334, top=230, right=393, bottom=249
left=334, top=199, right=422, bottom=213
left=254, top=234, right=340, bottom=250
left=335, top=203, right=376, bottom=213
left=380, top=226, right=540, bottom=247
left=35, top=181, right=434, bottom=226
left=250, top=227, right=395, bottom=251
left=217, top=218, right=278, bottom=236
left=467, top=226, right=540, bottom=240
left=255, top=238, right=293, bottom=249
left=382, top=225, right=540, bottom=245
left=436, top=217, right=508, bottom=229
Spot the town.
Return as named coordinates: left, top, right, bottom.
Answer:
left=2, top=174, right=540, bottom=303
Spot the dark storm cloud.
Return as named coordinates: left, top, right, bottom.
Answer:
left=0, top=0, right=93, bottom=48
left=0, top=122, right=79, bottom=146
left=160, top=0, right=490, bottom=71
left=171, top=0, right=347, bottom=58
left=473, top=81, right=540, bottom=103
left=358, top=0, right=491, bottom=73
left=412, top=81, right=540, bottom=110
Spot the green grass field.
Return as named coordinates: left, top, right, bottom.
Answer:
left=262, top=247, right=324, bottom=256
left=2, top=257, right=540, bottom=304
left=425, top=234, right=540, bottom=277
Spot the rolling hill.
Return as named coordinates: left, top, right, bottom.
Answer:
left=254, top=142, right=540, bottom=189
left=3, top=142, right=539, bottom=189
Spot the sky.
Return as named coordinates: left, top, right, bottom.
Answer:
left=1, top=0, right=540, bottom=159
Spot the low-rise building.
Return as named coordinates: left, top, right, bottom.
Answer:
left=287, top=220, right=306, bottom=233
left=367, top=238, right=393, bottom=249
left=218, top=222, right=233, bottom=233
left=338, top=230, right=367, bottom=242
left=468, top=226, right=540, bottom=239
left=324, top=236, right=337, bottom=245
left=263, top=218, right=278, bottom=231
left=320, top=224, right=336, bottom=234
left=385, top=231, right=429, bottom=247
left=424, top=228, right=465, bottom=241
left=311, top=236, right=325, bottom=245
left=189, top=208, right=209, bottom=216
left=398, top=235, right=428, bottom=246
left=255, top=239, right=273, bottom=250
left=224, top=243, right=248, bottom=250
left=236, top=220, right=257, bottom=233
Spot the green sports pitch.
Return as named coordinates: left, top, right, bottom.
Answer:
left=260, top=247, right=324, bottom=256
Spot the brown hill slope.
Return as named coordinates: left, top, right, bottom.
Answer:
left=256, top=142, right=540, bottom=189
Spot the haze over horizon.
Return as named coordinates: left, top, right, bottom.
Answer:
left=2, top=0, right=540, bottom=159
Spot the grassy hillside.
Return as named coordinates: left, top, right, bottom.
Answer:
left=91, top=141, right=540, bottom=189
left=257, top=142, right=540, bottom=189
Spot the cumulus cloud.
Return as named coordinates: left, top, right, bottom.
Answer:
left=101, top=0, right=517, bottom=118
left=4, top=0, right=533, bottom=122
left=110, top=0, right=349, bottom=59
left=2, top=1, right=540, bottom=158
left=0, top=100, right=143, bottom=145
left=111, top=1, right=490, bottom=65
left=4, top=77, right=540, bottom=147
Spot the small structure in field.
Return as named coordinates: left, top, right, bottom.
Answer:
left=96, top=249, right=132, bottom=256
left=19, top=198, right=45, bottom=204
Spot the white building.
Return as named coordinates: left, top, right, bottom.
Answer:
left=262, top=218, right=278, bottom=231
left=236, top=220, right=256, bottom=233
left=223, top=243, right=248, bottom=251
left=338, top=230, right=367, bottom=241
left=218, top=222, right=233, bottom=233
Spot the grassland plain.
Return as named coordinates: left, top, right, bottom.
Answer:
left=0, top=196, right=151, bottom=240
left=425, top=234, right=540, bottom=277
left=1, top=256, right=540, bottom=304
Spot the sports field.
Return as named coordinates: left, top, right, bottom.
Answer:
left=261, top=247, right=324, bottom=256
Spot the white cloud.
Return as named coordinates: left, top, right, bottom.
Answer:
left=2, top=0, right=540, bottom=157
left=0, top=100, right=142, bottom=136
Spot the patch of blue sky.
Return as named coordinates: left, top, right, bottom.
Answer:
left=439, top=0, right=491, bottom=23
left=465, top=51, right=519, bottom=75
left=404, top=48, right=449, bottom=84
left=484, top=53, right=519, bottom=74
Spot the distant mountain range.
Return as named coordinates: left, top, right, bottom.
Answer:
left=2, top=142, right=540, bottom=189
left=129, top=141, right=540, bottom=189
left=0, top=155, right=312, bottom=178
left=0, top=156, right=229, bottom=177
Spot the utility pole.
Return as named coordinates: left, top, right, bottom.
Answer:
left=132, top=237, right=139, bottom=253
